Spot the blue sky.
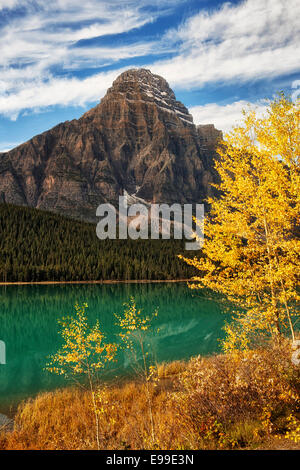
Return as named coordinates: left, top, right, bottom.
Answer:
left=0, top=0, right=299, bottom=151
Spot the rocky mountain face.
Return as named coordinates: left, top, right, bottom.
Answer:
left=0, top=69, right=222, bottom=222
left=197, top=124, right=223, bottom=155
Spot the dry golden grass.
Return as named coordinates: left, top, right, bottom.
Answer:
left=1, top=342, right=300, bottom=450
left=0, top=382, right=180, bottom=450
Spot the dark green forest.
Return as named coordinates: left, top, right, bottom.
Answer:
left=0, top=204, right=198, bottom=282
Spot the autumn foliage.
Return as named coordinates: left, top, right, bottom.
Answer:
left=1, top=343, right=300, bottom=450
left=180, top=94, right=300, bottom=348
left=1, top=95, right=299, bottom=451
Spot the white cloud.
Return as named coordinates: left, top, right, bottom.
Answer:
left=0, top=2, right=158, bottom=69
left=152, top=0, right=300, bottom=88
left=0, top=69, right=124, bottom=119
left=0, top=0, right=178, bottom=117
left=190, top=100, right=268, bottom=134
left=0, top=0, right=299, bottom=118
left=0, top=0, right=19, bottom=9
left=292, top=80, right=300, bottom=102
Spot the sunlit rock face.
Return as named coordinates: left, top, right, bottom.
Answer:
left=0, top=68, right=222, bottom=222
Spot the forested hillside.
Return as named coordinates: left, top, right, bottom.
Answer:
left=0, top=204, right=197, bottom=282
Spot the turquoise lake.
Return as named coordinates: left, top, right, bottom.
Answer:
left=0, top=282, right=228, bottom=413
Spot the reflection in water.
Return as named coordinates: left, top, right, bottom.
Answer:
left=0, top=282, right=228, bottom=410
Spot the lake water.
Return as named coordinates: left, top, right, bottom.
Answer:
left=0, top=282, right=228, bottom=412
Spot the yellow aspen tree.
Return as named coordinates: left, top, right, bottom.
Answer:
left=46, top=303, right=117, bottom=449
left=115, top=297, right=159, bottom=445
left=180, top=94, right=300, bottom=351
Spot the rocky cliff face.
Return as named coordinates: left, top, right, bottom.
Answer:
left=197, top=124, right=223, bottom=154
left=0, top=69, right=222, bottom=222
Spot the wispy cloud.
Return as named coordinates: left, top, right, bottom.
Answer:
left=0, top=0, right=19, bottom=10
left=0, top=69, right=123, bottom=120
left=0, top=1, right=163, bottom=68
left=153, top=0, right=300, bottom=88
left=0, top=0, right=179, bottom=117
left=189, top=100, right=268, bottom=134
left=0, top=0, right=299, bottom=119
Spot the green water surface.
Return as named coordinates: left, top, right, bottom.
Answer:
left=0, top=282, right=227, bottom=412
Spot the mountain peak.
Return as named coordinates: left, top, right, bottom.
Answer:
left=0, top=68, right=220, bottom=222
left=113, top=68, right=172, bottom=94
left=101, top=68, right=194, bottom=126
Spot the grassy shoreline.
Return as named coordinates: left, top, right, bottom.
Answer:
left=1, top=343, right=300, bottom=450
